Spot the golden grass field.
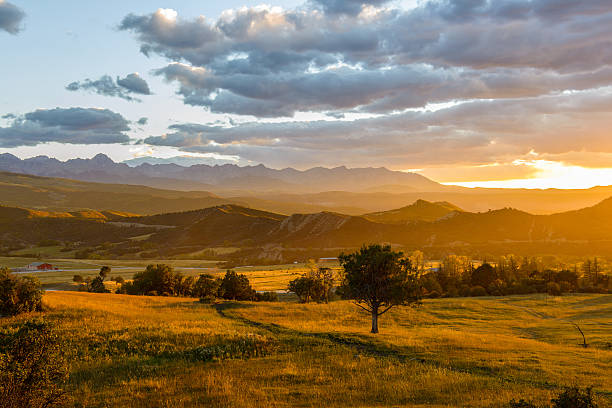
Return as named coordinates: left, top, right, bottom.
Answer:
left=2, top=291, right=610, bottom=407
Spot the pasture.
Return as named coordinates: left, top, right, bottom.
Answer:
left=2, top=291, right=610, bottom=407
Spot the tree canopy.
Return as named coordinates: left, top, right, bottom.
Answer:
left=339, top=244, right=421, bottom=333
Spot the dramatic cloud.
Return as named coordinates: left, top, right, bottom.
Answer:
left=0, top=107, right=131, bottom=147
left=144, top=88, right=612, bottom=169
left=66, top=73, right=151, bottom=102
left=137, top=117, right=148, bottom=125
left=0, top=0, right=24, bottom=34
left=120, top=1, right=612, bottom=117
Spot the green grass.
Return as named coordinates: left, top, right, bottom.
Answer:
left=2, top=292, right=610, bottom=407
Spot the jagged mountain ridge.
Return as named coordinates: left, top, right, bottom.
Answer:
left=0, top=153, right=443, bottom=193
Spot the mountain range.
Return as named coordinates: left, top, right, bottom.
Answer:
left=3, top=154, right=612, bottom=215
left=0, top=153, right=441, bottom=193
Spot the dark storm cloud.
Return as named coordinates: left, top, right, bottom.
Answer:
left=119, top=1, right=612, bottom=117
left=66, top=73, right=151, bottom=101
left=0, top=0, right=25, bottom=34
left=0, top=107, right=131, bottom=147
left=143, top=88, right=612, bottom=168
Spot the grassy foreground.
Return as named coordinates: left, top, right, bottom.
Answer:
left=2, top=292, right=611, bottom=407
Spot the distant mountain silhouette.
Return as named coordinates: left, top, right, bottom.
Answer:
left=0, top=153, right=443, bottom=193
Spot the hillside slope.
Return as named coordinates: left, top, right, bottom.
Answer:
left=363, top=199, right=463, bottom=223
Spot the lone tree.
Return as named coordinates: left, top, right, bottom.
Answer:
left=339, top=244, right=421, bottom=333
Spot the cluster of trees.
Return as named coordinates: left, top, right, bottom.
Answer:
left=0, top=267, right=43, bottom=317
left=419, top=254, right=611, bottom=298
left=288, top=264, right=335, bottom=303
left=114, top=264, right=277, bottom=302
left=73, top=266, right=112, bottom=293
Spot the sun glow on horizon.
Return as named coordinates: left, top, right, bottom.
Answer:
left=441, top=160, right=612, bottom=189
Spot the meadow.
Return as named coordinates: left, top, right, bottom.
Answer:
left=2, top=291, right=610, bottom=407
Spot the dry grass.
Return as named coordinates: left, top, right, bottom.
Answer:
left=2, top=292, right=610, bottom=407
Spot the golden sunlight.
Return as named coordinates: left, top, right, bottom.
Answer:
left=442, top=160, right=612, bottom=189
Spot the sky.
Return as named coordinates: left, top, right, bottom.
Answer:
left=1, top=0, right=612, bottom=189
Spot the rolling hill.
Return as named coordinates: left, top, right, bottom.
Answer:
left=5, top=194, right=612, bottom=262
left=363, top=199, right=463, bottom=223
left=110, top=197, right=612, bottom=259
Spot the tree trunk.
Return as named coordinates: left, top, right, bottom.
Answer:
left=371, top=309, right=379, bottom=333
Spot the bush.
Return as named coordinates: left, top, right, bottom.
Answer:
left=559, top=281, right=572, bottom=294
left=427, top=290, right=441, bottom=298
left=509, top=386, right=598, bottom=408
left=459, top=284, right=471, bottom=297
left=255, top=291, right=278, bottom=302
left=0, top=268, right=43, bottom=317
left=111, top=276, right=125, bottom=284
left=0, top=320, right=69, bottom=408
left=509, top=400, right=538, bottom=408
left=551, top=386, right=597, bottom=408
left=72, top=275, right=83, bottom=283
left=547, top=282, right=562, bottom=296
left=470, top=285, right=488, bottom=297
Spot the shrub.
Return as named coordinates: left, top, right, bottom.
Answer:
left=0, top=268, right=43, bottom=317
left=0, top=320, right=69, bottom=408
left=547, top=282, right=562, bottom=296
left=559, top=281, right=572, bottom=294
left=459, top=284, right=471, bottom=297
left=255, top=291, right=278, bottom=302
left=470, top=285, right=488, bottom=297
left=551, top=386, right=597, bottom=408
left=111, top=276, right=125, bottom=284
left=508, top=386, right=598, bottom=408
left=509, top=400, right=538, bottom=408
left=72, top=275, right=83, bottom=283
left=427, top=290, right=441, bottom=298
